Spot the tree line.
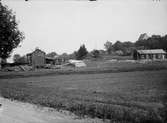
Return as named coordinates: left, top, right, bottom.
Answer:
left=74, top=34, right=167, bottom=60
left=104, top=34, right=167, bottom=55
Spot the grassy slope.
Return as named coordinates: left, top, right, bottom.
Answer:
left=0, top=70, right=167, bottom=123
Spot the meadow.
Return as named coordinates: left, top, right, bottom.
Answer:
left=0, top=69, right=167, bottom=123
left=1, top=60, right=167, bottom=79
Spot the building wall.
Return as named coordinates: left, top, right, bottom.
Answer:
left=31, top=50, right=45, bottom=68
left=55, top=58, right=67, bottom=65
left=27, top=55, right=32, bottom=65
left=136, top=53, right=166, bottom=60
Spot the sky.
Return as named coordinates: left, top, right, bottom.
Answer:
left=2, top=0, right=167, bottom=62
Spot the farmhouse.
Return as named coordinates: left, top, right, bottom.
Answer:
left=133, top=49, right=166, bottom=60
left=27, top=48, right=46, bottom=68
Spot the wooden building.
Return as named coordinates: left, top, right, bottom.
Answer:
left=27, top=48, right=45, bottom=68
left=133, top=49, right=166, bottom=60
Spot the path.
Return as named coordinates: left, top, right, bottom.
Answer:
left=0, top=97, right=102, bottom=123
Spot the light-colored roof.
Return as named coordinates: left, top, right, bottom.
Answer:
left=69, top=59, right=83, bottom=63
left=137, top=49, right=166, bottom=54
left=68, top=59, right=86, bottom=67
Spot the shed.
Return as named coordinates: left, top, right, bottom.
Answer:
left=45, top=56, right=56, bottom=65
left=45, top=55, right=68, bottom=65
left=133, top=49, right=166, bottom=60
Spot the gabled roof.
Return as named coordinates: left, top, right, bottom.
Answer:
left=26, top=48, right=45, bottom=56
left=137, top=49, right=166, bottom=54
left=33, top=48, right=45, bottom=54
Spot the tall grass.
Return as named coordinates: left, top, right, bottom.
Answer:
left=0, top=83, right=166, bottom=123
left=0, top=69, right=167, bottom=123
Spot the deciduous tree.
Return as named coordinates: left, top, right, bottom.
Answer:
left=91, top=49, right=100, bottom=58
left=46, top=52, right=57, bottom=58
left=104, top=41, right=113, bottom=54
left=0, top=2, right=24, bottom=59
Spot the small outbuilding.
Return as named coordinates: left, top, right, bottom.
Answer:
left=45, top=55, right=68, bottom=65
left=45, top=56, right=56, bottom=65
left=27, top=48, right=46, bottom=68
left=133, top=49, right=166, bottom=60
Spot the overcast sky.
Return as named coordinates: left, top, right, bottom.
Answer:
left=2, top=0, right=167, bottom=61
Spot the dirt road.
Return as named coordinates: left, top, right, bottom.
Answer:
left=0, top=97, right=102, bottom=123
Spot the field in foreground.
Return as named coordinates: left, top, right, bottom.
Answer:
left=0, top=70, right=167, bottom=123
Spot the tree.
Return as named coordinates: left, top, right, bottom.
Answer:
left=46, top=52, right=57, bottom=58
left=0, top=2, right=24, bottom=59
left=133, top=49, right=138, bottom=60
left=18, top=55, right=27, bottom=63
left=112, top=41, right=124, bottom=51
left=91, top=49, right=100, bottom=58
left=61, top=53, right=69, bottom=58
left=69, top=52, right=76, bottom=59
left=121, top=41, right=135, bottom=55
left=13, top=54, right=27, bottom=63
left=104, top=41, right=113, bottom=54
left=13, top=54, right=21, bottom=63
left=161, top=35, right=167, bottom=51
left=75, top=44, right=88, bottom=60
left=135, top=34, right=167, bottom=50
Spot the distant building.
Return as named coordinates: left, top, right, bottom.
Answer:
left=27, top=48, right=46, bottom=68
left=45, top=56, right=56, bottom=65
left=55, top=54, right=69, bottom=65
left=45, top=55, right=68, bottom=65
left=133, top=49, right=166, bottom=60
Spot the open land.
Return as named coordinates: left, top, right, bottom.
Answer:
left=1, top=60, right=167, bottom=79
left=0, top=61, right=167, bottom=123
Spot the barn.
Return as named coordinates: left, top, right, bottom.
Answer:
left=133, top=49, right=166, bottom=60
left=27, top=48, right=46, bottom=68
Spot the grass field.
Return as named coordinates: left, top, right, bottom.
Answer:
left=1, top=60, right=167, bottom=79
left=0, top=69, right=167, bottom=123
